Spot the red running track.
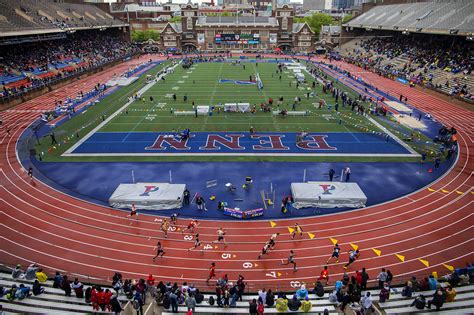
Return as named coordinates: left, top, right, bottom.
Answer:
left=0, top=54, right=472, bottom=292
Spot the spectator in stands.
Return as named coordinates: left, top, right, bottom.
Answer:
left=110, top=292, right=123, bottom=315
left=379, top=282, right=390, bottom=303
left=185, top=293, right=197, bottom=313
left=32, top=280, right=45, bottom=295
left=288, top=294, right=302, bottom=311
left=361, top=268, right=370, bottom=290
left=360, top=292, right=373, bottom=313
left=15, top=284, right=31, bottom=299
left=428, top=275, right=438, bottom=290
left=25, top=263, right=38, bottom=280
left=275, top=296, right=289, bottom=312
left=169, top=290, right=178, bottom=313
left=11, top=264, right=23, bottom=279
left=401, top=281, right=413, bottom=298
left=36, top=268, right=48, bottom=283
left=72, top=278, right=84, bottom=298
left=427, top=287, right=446, bottom=310
left=53, top=271, right=63, bottom=288
left=61, top=275, right=72, bottom=297
left=410, top=276, right=419, bottom=292
left=445, top=285, right=456, bottom=302
left=419, top=277, right=430, bottom=291
left=258, top=288, right=267, bottom=303
left=314, top=281, right=325, bottom=297
left=266, top=289, right=275, bottom=307
left=249, top=298, right=258, bottom=314
left=411, top=294, right=426, bottom=310
left=377, top=268, right=388, bottom=289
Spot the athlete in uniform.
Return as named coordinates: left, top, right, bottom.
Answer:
left=152, top=241, right=165, bottom=260
left=326, top=243, right=341, bottom=264
left=281, top=250, right=297, bottom=271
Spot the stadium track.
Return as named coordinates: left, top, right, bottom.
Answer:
left=0, top=54, right=472, bottom=292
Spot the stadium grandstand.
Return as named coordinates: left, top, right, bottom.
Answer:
left=338, top=0, right=474, bottom=103
left=0, top=0, right=134, bottom=106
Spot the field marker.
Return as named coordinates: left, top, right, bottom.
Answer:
left=307, top=232, right=315, bottom=239
left=372, top=248, right=382, bottom=256
left=329, top=237, right=338, bottom=245
left=269, top=221, right=277, bottom=228
left=288, top=227, right=295, bottom=234
left=456, top=190, right=463, bottom=195
left=350, top=243, right=358, bottom=251
left=395, top=254, right=405, bottom=262
left=441, top=189, right=450, bottom=193
left=443, top=264, right=454, bottom=271
left=428, top=188, right=435, bottom=192
left=419, top=259, right=430, bottom=267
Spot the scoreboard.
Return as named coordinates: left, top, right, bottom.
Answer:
left=215, top=33, right=260, bottom=44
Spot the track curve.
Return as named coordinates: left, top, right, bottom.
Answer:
left=0, top=54, right=472, bottom=292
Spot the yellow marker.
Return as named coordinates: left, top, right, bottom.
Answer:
left=307, top=232, right=315, bottom=240
left=288, top=227, right=295, bottom=234
left=233, top=254, right=237, bottom=258
left=330, top=237, right=338, bottom=245
left=419, top=259, right=430, bottom=267
left=255, top=263, right=259, bottom=267
left=428, top=188, right=435, bottom=192
left=350, top=243, right=359, bottom=251
left=395, top=254, right=405, bottom=262
left=432, top=271, right=438, bottom=279
left=456, top=191, right=463, bottom=195
left=372, top=248, right=382, bottom=256
left=443, top=264, right=454, bottom=272
left=270, top=221, right=277, bottom=228
left=441, top=189, right=450, bottom=193
left=277, top=272, right=282, bottom=277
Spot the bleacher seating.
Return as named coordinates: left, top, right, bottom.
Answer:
left=1, top=268, right=474, bottom=314
left=0, top=0, right=123, bottom=33
left=344, top=0, right=474, bottom=35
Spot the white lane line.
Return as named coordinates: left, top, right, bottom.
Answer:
left=0, top=202, right=470, bottom=262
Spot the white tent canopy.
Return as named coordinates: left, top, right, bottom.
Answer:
left=291, top=182, right=367, bottom=209
left=109, top=182, right=185, bottom=210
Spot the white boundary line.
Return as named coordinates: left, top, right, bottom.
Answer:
left=63, top=62, right=181, bottom=155
left=62, top=152, right=418, bottom=157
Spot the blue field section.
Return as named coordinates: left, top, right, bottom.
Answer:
left=72, top=132, right=410, bottom=154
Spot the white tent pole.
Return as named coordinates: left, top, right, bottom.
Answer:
left=169, top=170, right=172, bottom=183
left=132, top=170, right=135, bottom=184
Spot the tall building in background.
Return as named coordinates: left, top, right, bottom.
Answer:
left=332, top=0, right=354, bottom=9
left=303, top=0, right=331, bottom=11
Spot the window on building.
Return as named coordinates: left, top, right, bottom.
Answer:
left=186, top=17, right=193, bottom=30
left=282, top=17, right=288, bottom=30
left=208, top=43, right=213, bottom=49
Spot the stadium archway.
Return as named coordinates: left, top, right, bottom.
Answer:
left=277, top=43, right=292, bottom=52
left=182, top=43, right=198, bottom=52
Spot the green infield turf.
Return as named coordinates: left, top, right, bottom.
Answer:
left=35, top=60, right=438, bottom=163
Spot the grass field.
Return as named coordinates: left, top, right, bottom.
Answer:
left=35, top=60, right=426, bottom=162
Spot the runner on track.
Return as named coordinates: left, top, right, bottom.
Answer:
left=127, top=204, right=138, bottom=223
left=291, top=223, right=303, bottom=239
left=269, top=232, right=280, bottom=249
left=281, top=250, right=297, bottom=271
left=182, top=219, right=199, bottom=234
left=161, top=218, right=169, bottom=238
left=343, top=249, right=360, bottom=270
left=188, top=233, right=203, bottom=252
left=170, top=213, right=178, bottom=226
left=326, top=243, right=341, bottom=264
left=206, top=262, right=216, bottom=283
left=213, top=228, right=227, bottom=247
left=152, top=241, right=165, bottom=260
left=258, top=242, right=271, bottom=259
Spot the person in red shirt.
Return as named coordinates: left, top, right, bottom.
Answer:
left=147, top=274, right=155, bottom=287
left=90, top=286, right=99, bottom=311
left=318, top=266, right=329, bottom=285
left=355, top=270, right=363, bottom=286
left=104, top=289, right=113, bottom=312
left=206, top=262, right=216, bottom=284
left=97, top=288, right=106, bottom=311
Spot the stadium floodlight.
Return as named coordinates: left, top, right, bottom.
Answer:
left=449, top=29, right=458, bottom=35
left=467, top=36, right=474, bottom=41
left=402, top=30, right=409, bottom=35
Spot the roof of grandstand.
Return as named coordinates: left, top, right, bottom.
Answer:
left=0, top=0, right=127, bottom=37
left=196, top=16, right=279, bottom=27
left=344, top=0, right=474, bottom=36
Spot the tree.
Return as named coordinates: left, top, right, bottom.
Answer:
left=169, top=16, right=182, bottom=23
left=342, top=14, right=353, bottom=24
left=131, top=29, right=160, bottom=42
left=296, top=13, right=336, bottom=37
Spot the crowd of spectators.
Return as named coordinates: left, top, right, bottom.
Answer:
left=341, top=36, right=473, bottom=100
left=1, top=262, right=473, bottom=314
left=0, top=32, right=140, bottom=99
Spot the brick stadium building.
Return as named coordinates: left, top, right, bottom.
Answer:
left=159, top=4, right=315, bottom=53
